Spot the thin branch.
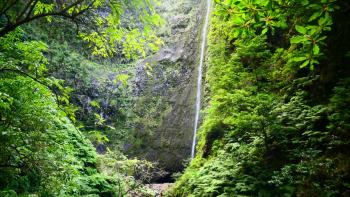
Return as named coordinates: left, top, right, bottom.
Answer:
left=0, top=68, right=83, bottom=137
left=1, top=68, right=47, bottom=87
left=16, top=0, right=36, bottom=22
left=22, top=0, right=39, bottom=21
left=73, top=18, right=80, bottom=35
left=0, top=0, right=87, bottom=37
left=0, top=68, right=61, bottom=106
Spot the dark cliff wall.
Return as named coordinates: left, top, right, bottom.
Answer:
left=127, top=0, right=207, bottom=178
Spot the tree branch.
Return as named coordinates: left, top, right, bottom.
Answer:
left=0, top=68, right=81, bottom=131
left=0, top=68, right=61, bottom=107
left=16, top=0, right=36, bottom=22
left=22, top=0, right=39, bottom=21
left=0, top=0, right=88, bottom=37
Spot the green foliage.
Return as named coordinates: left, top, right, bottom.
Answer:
left=21, top=7, right=145, bottom=153
left=115, top=74, right=130, bottom=87
left=97, top=153, right=162, bottom=196
left=0, top=75, right=101, bottom=195
left=1, top=0, right=164, bottom=59
left=0, top=0, right=165, bottom=195
left=0, top=29, right=156, bottom=196
left=0, top=29, right=76, bottom=121
left=171, top=0, right=350, bottom=196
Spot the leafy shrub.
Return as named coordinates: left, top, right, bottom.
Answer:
left=170, top=0, right=350, bottom=196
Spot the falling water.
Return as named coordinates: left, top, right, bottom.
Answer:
left=191, top=0, right=211, bottom=158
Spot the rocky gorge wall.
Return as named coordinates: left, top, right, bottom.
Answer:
left=127, top=0, right=207, bottom=179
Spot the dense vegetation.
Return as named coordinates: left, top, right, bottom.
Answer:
left=171, top=0, right=350, bottom=196
left=0, top=0, right=162, bottom=196
left=1, top=0, right=350, bottom=196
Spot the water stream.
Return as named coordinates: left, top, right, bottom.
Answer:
left=191, top=0, right=211, bottom=158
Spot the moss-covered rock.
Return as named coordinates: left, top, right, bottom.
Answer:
left=127, top=0, right=207, bottom=178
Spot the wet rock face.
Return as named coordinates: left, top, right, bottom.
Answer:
left=128, top=0, right=205, bottom=178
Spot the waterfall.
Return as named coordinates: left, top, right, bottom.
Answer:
left=191, top=0, right=211, bottom=158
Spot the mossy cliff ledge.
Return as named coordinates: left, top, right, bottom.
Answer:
left=127, top=0, right=207, bottom=178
